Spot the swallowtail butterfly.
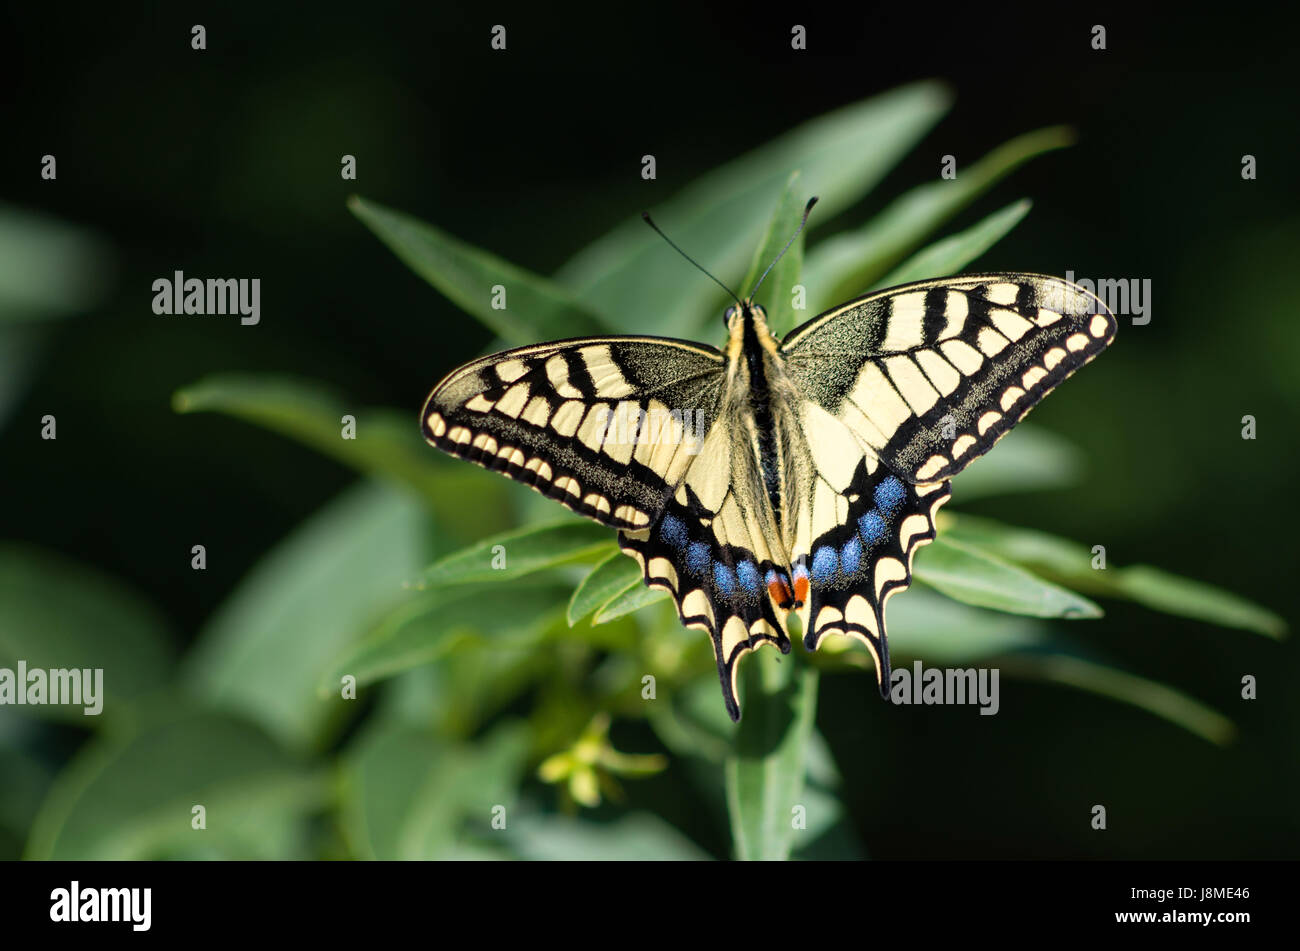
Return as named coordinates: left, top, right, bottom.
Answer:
left=421, top=201, right=1116, bottom=720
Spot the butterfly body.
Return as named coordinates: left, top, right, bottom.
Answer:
left=422, top=272, right=1115, bottom=720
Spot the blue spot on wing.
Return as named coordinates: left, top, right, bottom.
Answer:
left=659, top=513, right=688, bottom=549
left=735, top=560, right=761, bottom=594
left=713, top=563, right=737, bottom=597
left=873, top=476, right=905, bottom=514
left=858, top=511, right=887, bottom=545
left=840, top=536, right=863, bottom=574
left=686, top=542, right=711, bottom=577
left=811, top=546, right=838, bottom=583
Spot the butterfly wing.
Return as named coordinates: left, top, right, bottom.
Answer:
left=780, top=274, right=1117, bottom=484
left=618, top=405, right=793, bottom=721
left=779, top=273, right=1115, bottom=690
left=422, top=336, right=725, bottom=531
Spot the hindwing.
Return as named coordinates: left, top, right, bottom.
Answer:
left=798, top=461, right=951, bottom=693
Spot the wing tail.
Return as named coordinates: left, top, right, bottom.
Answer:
left=618, top=488, right=791, bottom=721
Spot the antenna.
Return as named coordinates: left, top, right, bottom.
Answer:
left=750, top=196, right=819, bottom=299
left=641, top=212, right=742, bottom=307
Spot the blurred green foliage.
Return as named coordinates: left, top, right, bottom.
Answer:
left=0, top=81, right=1286, bottom=860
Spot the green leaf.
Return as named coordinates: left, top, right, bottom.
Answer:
left=790, top=732, right=863, bottom=860
left=558, top=82, right=952, bottom=337
left=349, top=196, right=608, bottom=344
left=25, top=706, right=327, bottom=860
left=0, top=202, right=112, bottom=322
left=565, top=547, right=674, bottom=627
left=1113, top=567, right=1286, bottom=638
left=646, top=676, right=737, bottom=764
left=173, top=374, right=511, bottom=536
left=725, top=649, right=819, bottom=860
left=568, top=549, right=639, bottom=626
left=802, top=728, right=842, bottom=789
left=341, top=721, right=529, bottom=860
left=943, top=423, right=1085, bottom=499
left=823, top=589, right=1231, bottom=744
left=884, top=587, right=1051, bottom=662
left=504, top=812, right=711, bottom=861
left=876, top=198, right=1032, bottom=288
left=422, top=520, right=612, bottom=587
left=789, top=784, right=864, bottom=860
left=173, top=373, right=434, bottom=493
left=803, top=126, right=1074, bottom=311
left=183, top=481, right=430, bottom=751
left=593, top=581, right=667, bottom=624
left=915, top=536, right=1103, bottom=619
left=0, top=544, right=174, bottom=723
left=741, top=172, right=810, bottom=336
left=427, top=648, right=555, bottom=740
left=323, top=582, right=570, bottom=691
left=996, top=652, right=1236, bottom=746
left=940, top=513, right=1287, bottom=638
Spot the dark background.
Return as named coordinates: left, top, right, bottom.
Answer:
left=2, top=4, right=1296, bottom=858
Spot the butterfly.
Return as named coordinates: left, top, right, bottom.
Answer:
left=420, top=200, right=1117, bottom=720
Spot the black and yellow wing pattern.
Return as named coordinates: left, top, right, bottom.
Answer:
left=422, top=337, right=724, bottom=531
left=422, top=272, right=1116, bottom=719
left=781, top=274, right=1116, bottom=483
left=421, top=335, right=793, bottom=720
left=779, top=273, right=1115, bottom=693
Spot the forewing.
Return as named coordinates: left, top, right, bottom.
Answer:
left=422, top=337, right=725, bottom=530
left=781, top=274, right=1116, bottom=484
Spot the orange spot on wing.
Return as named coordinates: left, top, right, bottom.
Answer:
left=792, top=575, right=809, bottom=607
left=767, top=578, right=794, bottom=609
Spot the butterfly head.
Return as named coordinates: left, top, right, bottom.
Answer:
left=724, top=300, right=768, bottom=331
